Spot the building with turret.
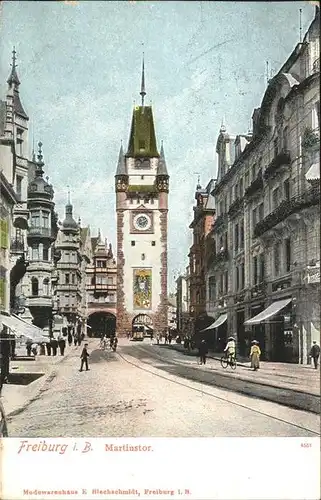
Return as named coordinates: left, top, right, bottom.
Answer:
left=86, top=232, right=117, bottom=337
left=19, top=142, right=59, bottom=333
left=115, top=59, right=169, bottom=337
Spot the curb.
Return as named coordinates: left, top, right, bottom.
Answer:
left=162, top=345, right=320, bottom=398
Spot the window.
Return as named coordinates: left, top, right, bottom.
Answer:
left=31, top=278, right=39, bottom=296
left=42, top=212, right=49, bottom=228
left=253, top=256, right=258, bottom=285
left=209, top=277, right=216, bottom=301
left=131, top=241, right=135, bottom=246
left=151, top=241, right=156, bottom=246
left=259, top=254, right=265, bottom=282
left=16, top=128, right=23, bottom=156
left=0, top=218, right=8, bottom=249
left=16, top=176, right=23, bottom=201
left=234, top=224, right=239, bottom=252
left=241, top=263, right=245, bottom=289
left=65, top=273, right=70, bottom=284
left=284, top=179, right=290, bottom=200
left=43, top=246, right=49, bottom=261
left=97, top=260, right=106, bottom=268
left=274, top=243, right=281, bottom=276
left=272, top=188, right=279, bottom=210
left=139, top=140, right=145, bottom=150
left=252, top=208, right=257, bottom=229
left=236, top=266, right=240, bottom=291
left=141, top=176, right=144, bottom=180
left=107, top=277, right=113, bottom=285
left=240, top=222, right=244, bottom=249
left=31, top=245, right=39, bottom=261
left=30, top=213, right=40, bottom=227
left=91, top=277, right=95, bottom=286
left=258, top=203, right=264, bottom=222
left=43, top=278, right=49, bottom=295
left=285, top=238, right=291, bottom=272
left=71, top=274, right=75, bottom=284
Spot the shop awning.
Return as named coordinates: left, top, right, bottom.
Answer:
left=305, top=162, right=320, bottom=181
left=244, top=298, right=292, bottom=326
left=1, top=313, right=49, bottom=342
left=200, top=313, right=227, bottom=332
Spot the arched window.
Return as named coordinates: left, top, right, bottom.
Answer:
left=31, top=278, right=39, bottom=296
left=43, top=278, right=50, bottom=296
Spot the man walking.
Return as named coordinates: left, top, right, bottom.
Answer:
left=198, top=339, right=208, bottom=365
left=309, top=340, right=320, bottom=369
left=80, top=343, right=90, bottom=372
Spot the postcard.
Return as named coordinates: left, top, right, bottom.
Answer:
left=0, top=1, right=320, bottom=499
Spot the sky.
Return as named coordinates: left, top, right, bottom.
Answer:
left=0, top=0, right=316, bottom=291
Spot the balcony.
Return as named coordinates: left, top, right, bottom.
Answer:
left=87, top=283, right=116, bottom=291
left=251, top=281, right=267, bottom=299
left=254, top=186, right=320, bottom=238
left=263, top=150, right=291, bottom=180
left=211, top=213, right=228, bottom=233
left=305, top=266, right=320, bottom=284
left=28, top=296, right=53, bottom=308
left=228, top=197, right=244, bottom=219
left=245, top=174, right=263, bottom=199
left=208, top=249, right=229, bottom=268
left=10, top=238, right=25, bottom=253
left=28, top=226, right=55, bottom=240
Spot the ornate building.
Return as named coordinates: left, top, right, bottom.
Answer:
left=208, top=7, right=320, bottom=363
left=55, top=199, right=83, bottom=333
left=86, top=232, right=117, bottom=337
left=20, top=142, right=59, bottom=332
left=115, top=60, right=169, bottom=337
left=188, top=179, right=216, bottom=338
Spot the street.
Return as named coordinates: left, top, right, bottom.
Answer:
left=6, top=339, right=320, bottom=438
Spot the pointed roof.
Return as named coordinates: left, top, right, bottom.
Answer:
left=116, top=143, right=127, bottom=175
left=126, top=105, right=159, bottom=158
left=7, top=48, right=28, bottom=120
left=157, top=142, right=168, bottom=176
left=140, top=55, right=146, bottom=106
left=62, top=191, right=78, bottom=232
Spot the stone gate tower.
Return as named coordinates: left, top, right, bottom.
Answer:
left=115, top=60, right=169, bottom=337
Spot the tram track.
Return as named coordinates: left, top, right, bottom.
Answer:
left=116, top=346, right=320, bottom=436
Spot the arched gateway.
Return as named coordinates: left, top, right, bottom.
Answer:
left=87, top=312, right=116, bottom=338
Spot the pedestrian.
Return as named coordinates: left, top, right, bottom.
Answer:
left=81, top=332, right=85, bottom=341
left=51, top=337, right=58, bottom=356
left=309, top=340, right=320, bottom=369
left=58, top=337, right=66, bottom=356
left=80, top=343, right=90, bottom=371
left=26, top=339, right=32, bottom=357
left=31, top=343, right=38, bottom=356
left=168, top=333, right=172, bottom=344
left=250, top=340, right=261, bottom=371
left=77, top=334, right=81, bottom=346
left=156, top=333, right=160, bottom=345
left=73, top=334, right=77, bottom=346
left=46, top=342, right=52, bottom=356
left=68, top=332, right=72, bottom=346
left=198, top=339, right=208, bottom=365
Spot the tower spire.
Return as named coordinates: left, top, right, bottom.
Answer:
left=7, top=46, right=20, bottom=87
left=35, top=141, right=44, bottom=177
left=140, top=54, right=146, bottom=107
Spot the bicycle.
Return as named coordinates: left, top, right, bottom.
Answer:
left=100, top=339, right=107, bottom=350
left=220, top=353, right=237, bottom=370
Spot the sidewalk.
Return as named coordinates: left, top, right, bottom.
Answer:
left=164, top=343, right=320, bottom=396
left=1, top=345, right=76, bottom=417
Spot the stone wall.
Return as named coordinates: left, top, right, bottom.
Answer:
left=153, top=209, right=168, bottom=335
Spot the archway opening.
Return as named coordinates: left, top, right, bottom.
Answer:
left=87, top=312, right=116, bottom=338
left=132, top=314, right=153, bottom=338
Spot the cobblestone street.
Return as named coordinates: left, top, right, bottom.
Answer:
left=6, top=339, right=320, bottom=438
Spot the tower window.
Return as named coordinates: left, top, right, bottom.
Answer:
left=141, top=175, right=144, bottom=180
left=43, top=278, right=50, bottom=296
left=151, top=241, right=156, bottom=246
left=139, top=140, right=145, bottom=150
left=65, top=273, right=70, bottom=284
left=131, top=241, right=135, bottom=246
left=31, top=277, right=39, bottom=296
left=43, top=246, right=49, bottom=261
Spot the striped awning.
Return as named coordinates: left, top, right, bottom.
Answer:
left=200, top=313, right=227, bottom=332
left=244, top=299, right=292, bottom=326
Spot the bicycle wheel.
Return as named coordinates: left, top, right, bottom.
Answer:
left=220, top=356, right=228, bottom=369
left=231, top=358, right=237, bottom=370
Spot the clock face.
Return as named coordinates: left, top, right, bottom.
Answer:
left=133, top=213, right=152, bottom=231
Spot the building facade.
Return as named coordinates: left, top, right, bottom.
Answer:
left=175, top=274, right=189, bottom=336
left=188, top=179, right=216, bottom=337
left=208, top=8, right=320, bottom=363
left=115, top=62, right=169, bottom=337
left=20, top=143, right=58, bottom=333
left=86, top=232, right=117, bottom=337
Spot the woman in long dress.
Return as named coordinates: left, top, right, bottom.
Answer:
left=250, top=340, right=261, bottom=371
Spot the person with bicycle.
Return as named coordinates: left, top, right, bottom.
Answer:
left=100, top=335, right=107, bottom=350
left=224, top=336, right=236, bottom=365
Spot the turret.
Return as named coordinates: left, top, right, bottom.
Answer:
left=156, top=142, right=169, bottom=193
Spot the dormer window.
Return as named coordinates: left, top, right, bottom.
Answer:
left=16, top=128, right=23, bottom=156
left=139, top=140, right=146, bottom=151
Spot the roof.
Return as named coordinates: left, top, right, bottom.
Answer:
left=62, top=203, right=79, bottom=232
left=157, top=143, right=168, bottom=176
left=116, top=144, right=127, bottom=175
left=80, top=226, right=89, bottom=245
left=91, top=236, right=99, bottom=253
left=126, top=106, right=159, bottom=158
left=13, top=89, right=28, bottom=120
left=0, top=100, right=6, bottom=136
